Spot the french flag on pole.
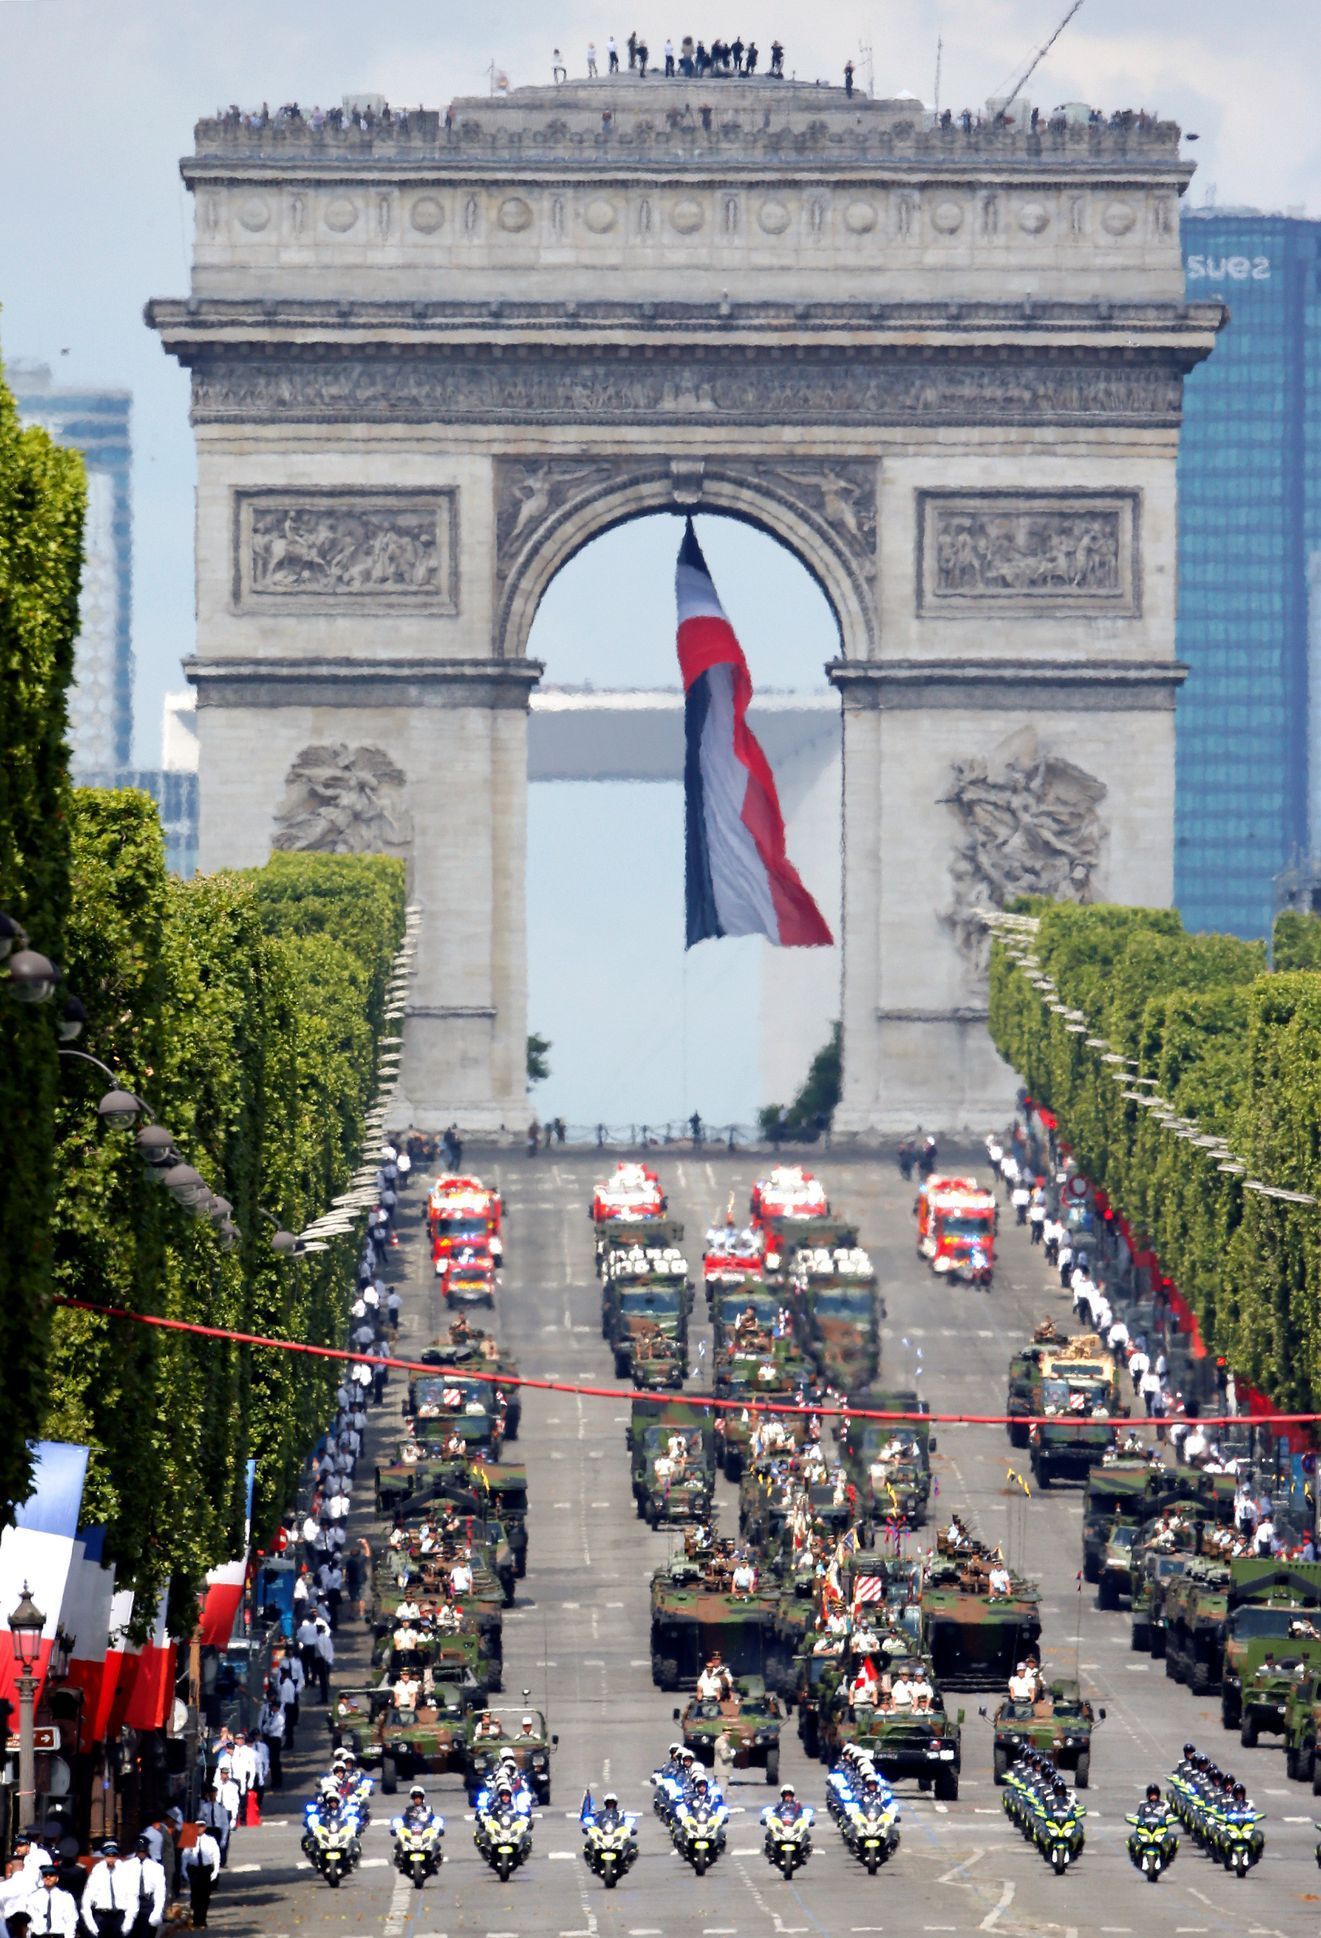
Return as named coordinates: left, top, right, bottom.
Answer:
left=676, top=519, right=832, bottom=949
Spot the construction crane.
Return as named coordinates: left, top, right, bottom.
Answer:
left=999, top=0, right=1086, bottom=120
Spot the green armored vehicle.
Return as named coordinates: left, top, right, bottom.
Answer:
left=331, top=1666, right=487, bottom=1791
left=920, top=1549, right=1041, bottom=1689
left=1005, top=1332, right=1125, bottom=1480
left=817, top=1654, right=962, bottom=1799
left=990, top=1679, right=1103, bottom=1788
left=462, top=1703, right=558, bottom=1805
left=675, top=1678, right=785, bottom=1784
left=1219, top=1561, right=1321, bottom=1731
left=604, top=1278, right=689, bottom=1383
left=415, top=1328, right=523, bottom=1439
left=712, top=1284, right=782, bottom=1349
left=1163, top=1556, right=1231, bottom=1693
left=1080, top=1458, right=1170, bottom=1583
left=649, top=1549, right=782, bottom=1691
left=407, top=1372, right=507, bottom=1460
left=839, top=1401, right=934, bottom=1533
left=713, top=1342, right=810, bottom=1482
left=790, top=1257, right=881, bottom=1391
left=375, top=1454, right=529, bottom=1578
left=1131, top=1549, right=1193, bottom=1656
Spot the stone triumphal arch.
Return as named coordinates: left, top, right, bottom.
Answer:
left=150, top=81, right=1221, bottom=1131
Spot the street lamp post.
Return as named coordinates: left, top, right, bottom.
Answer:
left=9, top=1584, right=45, bottom=1835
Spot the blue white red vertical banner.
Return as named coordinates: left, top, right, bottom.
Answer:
left=675, top=519, right=833, bottom=949
left=0, top=1441, right=89, bottom=1713
left=197, top=1456, right=257, bottom=1649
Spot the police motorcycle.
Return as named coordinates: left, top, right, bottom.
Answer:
left=1003, top=1751, right=1084, bottom=1874
left=1169, top=1754, right=1264, bottom=1876
left=474, top=1774, right=533, bottom=1882
left=1211, top=1783, right=1264, bottom=1878
left=1125, top=1784, right=1178, bottom=1883
left=671, top=1771, right=729, bottom=1876
left=650, top=1743, right=689, bottom=1830
left=580, top=1790, right=640, bottom=1889
left=331, top=1748, right=373, bottom=1826
left=761, top=1784, right=814, bottom=1878
left=390, top=1784, right=445, bottom=1889
left=839, top=1769, right=900, bottom=1874
left=302, top=1787, right=362, bottom=1888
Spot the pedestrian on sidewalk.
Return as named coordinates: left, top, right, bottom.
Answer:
left=275, top=1655, right=303, bottom=1749
left=313, top=1621, right=334, bottom=1704
left=257, top=1690, right=284, bottom=1788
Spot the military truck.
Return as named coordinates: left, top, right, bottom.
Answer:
left=416, top=1330, right=522, bottom=1439
left=595, top=1215, right=685, bottom=1277
left=1080, top=1459, right=1168, bottom=1582
left=628, top=1401, right=716, bottom=1527
left=1006, top=1333, right=1126, bottom=1481
left=407, top=1372, right=506, bottom=1460
left=919, top=1554, right=1041, bottom=1688
left=605, top=1279, right=689, bottom=1383
left=712, top=1284, right=782, bottom=1349
left=793, top=1273, right=881, bottom=1391
left=462, top=1704, right=558, bottom=1805
left=989, top=1679, right=1103, bottom=1788
left=675, top=1678, right=785, bottom=1784
left=649, top=1552, right=783, bottom=1691
left=1219, top=1561, right=1321, bottom=1731
left=1163, top=1557, right=1231, bottom=1694
left=1284, top=1670, right=1321, bottom=1789
left=763, top=1215, right=860, bottom=1280
left=1131, top=1549, right=1192, bottom=1656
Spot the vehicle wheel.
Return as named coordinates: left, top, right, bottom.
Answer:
left=1165, top=1648, right=1181, bottom=1682
left=414, top=1870, right=426, bottom=1890
left=614, top=1352, right=629, bottom=1380
left=935, top=1766, right=959, bottom=1802
left=1051, top=1845, right=1067, bottom=1875
left=1035, top=1464, right=1052, bottom=1490
left=604, top=1867, right=618, bottom=1888
left=1010, top=1422, right=1029, bottom=1450
left=382, top=1754, right=398, bottom=1795
left=327, top=1869, right=341, bottom=1889
left=766, top=1746, right=780, bottom=1785
left=1074, top=1751, right=1090, bottom=1791
left=800, top=1712, right=819, bottom=1759
left=498, top=1853, right=512, bottom=1883
left=866, top=1849, right=879, bottom=1874
left=1150, top=1628, right=1166, bottom=1660
left=993, top=1746, right=1009, bottom=1785
left=1311, top=1751, right=1321, bottom=1797
left=694, top=1851, right=708, bottom=1877
left=658, top=1656, right=680, bottom=1691
left=1131, top=1622, right=1150, bottom=1651
left=1081, top=1553, right=1100, bottom=1585
left=1097, top=1574, right=1118, bottom=1612
left=1190, top=1662, right=1211, bottom=1696
left=1287, top=1744, right=1301, bottom=1782
left=1240, top=1715, right=1258, bottom=1749
left=918, top=1775, right=933, bottom=1793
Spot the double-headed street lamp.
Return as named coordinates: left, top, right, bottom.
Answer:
left=9, top=1583, right=45, bottom=1834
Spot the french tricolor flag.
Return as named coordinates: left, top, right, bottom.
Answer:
left=0, top=1442, right=89, bottom=1714
left=676, top=519, right=832, bottom=949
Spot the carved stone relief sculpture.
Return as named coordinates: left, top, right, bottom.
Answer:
left=918, top=490, right=1138, bottom=616
left=272, top=742, right=414, bottom=854
left=939, top=725, right=1107, bottom=970
left=234, top=490, right=458, bottom=614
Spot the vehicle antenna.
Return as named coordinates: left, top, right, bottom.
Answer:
left=933, top=34, right=942, bottom=116
left=998, top=0, right=1086, bottom=121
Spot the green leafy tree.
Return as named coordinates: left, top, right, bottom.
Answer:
left=527, top=1032, right=551, bottom=1085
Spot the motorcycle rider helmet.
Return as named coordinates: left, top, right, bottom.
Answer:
left=693, top=1775, right=709, bottom=1793
left=1145, top=1784, right=1161, bottom=1803
left=322, top=1792, right=341, bottom=1815
left=496, top=1782, right=513, bottom=1803
left=1182, top=1742, right=1195, bottom=1759
left=1232, top=1783, right=1247, bottom=1804
left=603, top=1792, right=618, bottom=1809
left=668, top=1742, right=681, bottom=1759
left=410, top=1785, right=427, bottom=1802
left=780, top=1784, right=796, bottom=1800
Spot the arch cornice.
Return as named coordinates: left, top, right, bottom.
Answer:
left=494, top=456, right=877, bottom=661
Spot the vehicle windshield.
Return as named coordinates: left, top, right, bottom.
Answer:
left=1152, top=1556, right=1188, bottom=1578
left=620, top=1289, right=681, bottom=1316
left=1109, top=1525, right=1137, bottom=1549
left=1231, top=1608, right=1311, bottom=1640
left=938, top=1215, right=992, bottom=1240
left=814, top=1290, right=874, bottom=1318
left=437, top=1217, right=489, bottom=1239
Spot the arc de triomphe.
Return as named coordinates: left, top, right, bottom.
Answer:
left=149, top=82, right=1220, bottom=1133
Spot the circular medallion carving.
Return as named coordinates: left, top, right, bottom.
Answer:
left=237, top=197, right=271, bottom=233
left=1017, top=201, right=1050, bottom=234
left=409, top=196, right=445, bottom=234
left=1102, top=200, right=1137, bottom=235
left=671, top=198, right=705, bottom=234
left=758, top=200, right=791, bottom=235
left=930, top=199, right=964, bottom=234
left=498, top=196, right=534, bottom=232
left=324, top=197, right=359, bottom=233
left=583, top=197, right=618, bottom=234
left=844, top=200, right=877, bottom=234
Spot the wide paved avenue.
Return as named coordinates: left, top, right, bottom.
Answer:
left=208, top=1148, right=1320, bottom=1938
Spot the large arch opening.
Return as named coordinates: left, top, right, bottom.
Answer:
left=525, top=510, right=841, bottom=1135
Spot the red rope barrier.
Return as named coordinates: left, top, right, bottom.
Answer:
left=50, top=1294, right=1311, bottom=1433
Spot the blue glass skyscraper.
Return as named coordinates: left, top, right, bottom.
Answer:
left=1176, top=209, right=1321, bottom=937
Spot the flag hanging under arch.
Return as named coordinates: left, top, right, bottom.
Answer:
left=675, top=519, right=833, bottom=949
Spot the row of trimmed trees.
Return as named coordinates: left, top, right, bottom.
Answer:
left=1, top=361, right=403, bottom=1625
left=989, top=901, right=1321, bottom=1416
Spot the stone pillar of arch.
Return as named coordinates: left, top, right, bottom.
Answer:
left=149, top=81, right=1222, bottom=1133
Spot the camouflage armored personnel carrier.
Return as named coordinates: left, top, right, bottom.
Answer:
left=990, top=1678, right=1103, bottom=1788
left=407, top=1372, right=507, bottom=1460
left=713, top=1340, right=810, bottom=1482
left=1006, top=1332, right=1125, bottom=1481
left=1219, top=1560, right=1321, bottom=1731
left=919, top=1542, right=1041, bottom=1688
left=1080, top=1458, right=1168, bottom=1582
left=462, top=1703, right=558, bottom=1805
left=416, top=1327, right=522, bottom=1439
left=649, top=1548, right=782, bottom=1691
left=1130, top=1548, right=1193, bottom=1656
left=839, top=1399, right=934, bottom=1533
left=1237, top=1636, right=1321, bottom=1749
left=675, top=1677, right=785, bottom=1783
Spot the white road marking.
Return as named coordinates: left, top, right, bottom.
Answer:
left=979, top=1883, right=1014, bottom=1931
left=382, top=1862, right=414, bottom=1938
left=938, top=1847, right=985, bottom=1882
left=548, top=1850, right=574, bottom=1859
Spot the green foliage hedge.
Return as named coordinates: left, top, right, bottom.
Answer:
left=0, top=361, right=85, bottom=1517
left=38, top=793, right=404, bottom=1611
left=988, top=902, right=1321, bottom=1412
